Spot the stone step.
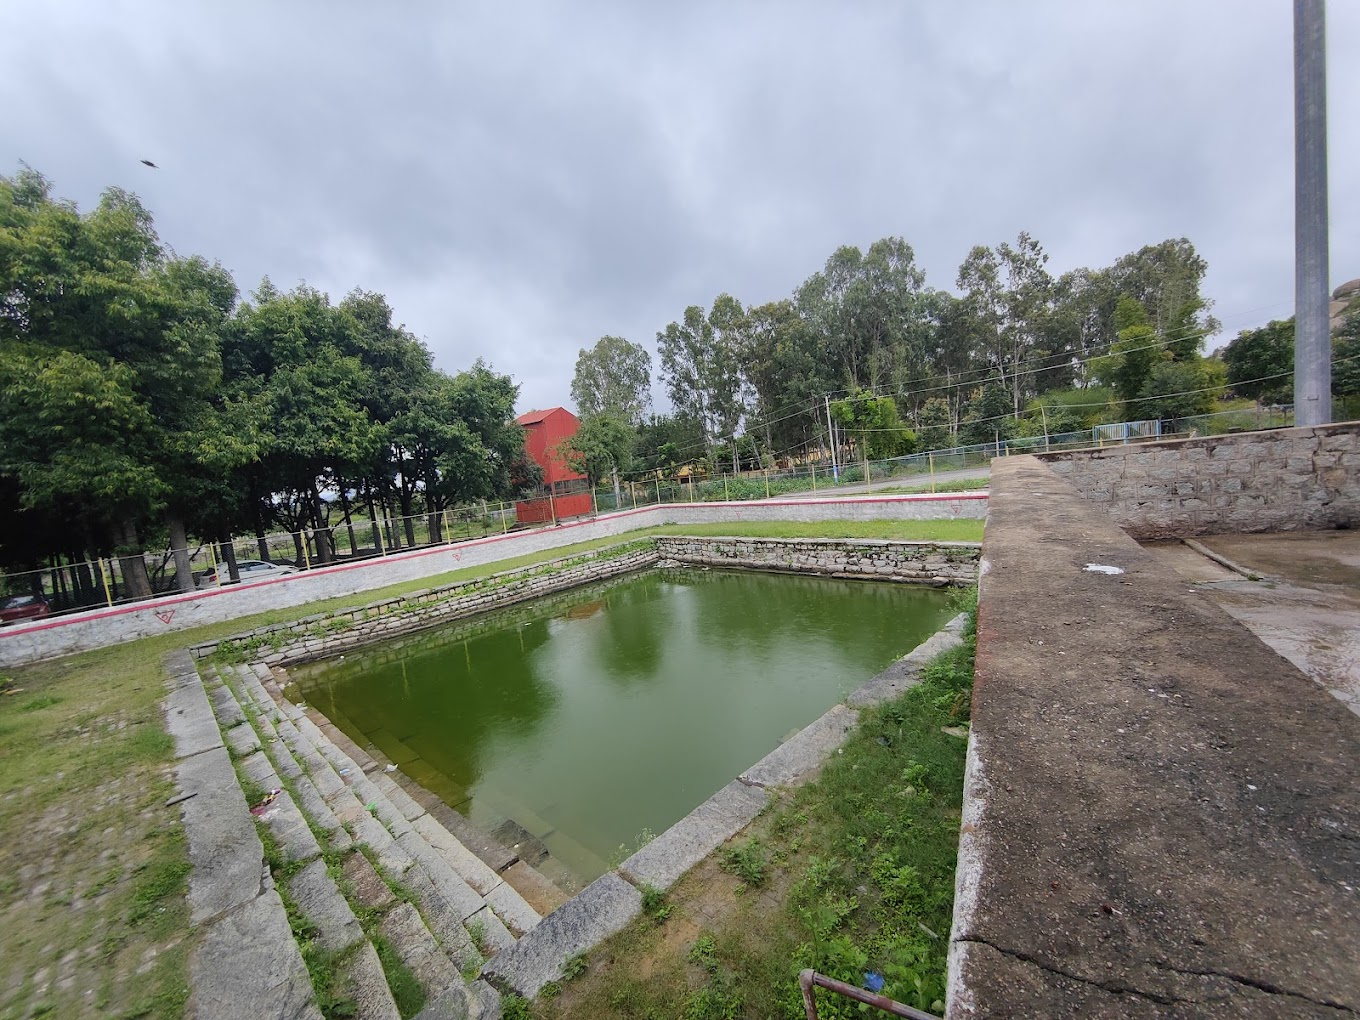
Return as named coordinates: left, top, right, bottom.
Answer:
left=203, top=661, right=474, bottom=1017
left=223, top=658, right=538, bottom=955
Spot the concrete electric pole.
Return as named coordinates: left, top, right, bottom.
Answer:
left=1294, top=0, right=1331, bottom=425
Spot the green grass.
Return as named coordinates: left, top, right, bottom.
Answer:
left=0, top=516, right=978, bottom=1019
left=873, top=477, right=990, bottom=496
left=537, top=589, right=979, bottom=1019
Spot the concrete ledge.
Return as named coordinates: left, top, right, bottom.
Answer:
left=950, top=455, right=1360, bottom=1018
left=740, top=703, right=860, bottom=788
left=619, top=780, right=769, bottom=891
left=176, top=745, right=266, bottom=926
left=483, top=871, right=642, bottom=997
left=189, top=891, right=322, bottom=1020
left=849, top=612, right=969, bottom=707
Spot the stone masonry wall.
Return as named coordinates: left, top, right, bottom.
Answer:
left=193, top=544, right=658, bottom=666
left=0, top=492, right=985, bottom=668
left=655, top=536, right=980, bottom=586
left=1037, top=422, right=1360, bottom=538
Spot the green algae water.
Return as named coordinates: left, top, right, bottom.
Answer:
left=290, top=568, right=952, bottom=884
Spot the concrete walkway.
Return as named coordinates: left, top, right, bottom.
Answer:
left=953, top=456, right=1360, bottom=1018
left=1145, top=532, right=1360, bottom=718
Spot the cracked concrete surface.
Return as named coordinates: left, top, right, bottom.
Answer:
left=953, top=458, right=1360, bottom=1019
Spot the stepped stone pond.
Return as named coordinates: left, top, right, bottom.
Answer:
left=287, top=567, right=953, bottom=885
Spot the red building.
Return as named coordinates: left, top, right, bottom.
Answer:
left=514, top=407, right=594, bottom=524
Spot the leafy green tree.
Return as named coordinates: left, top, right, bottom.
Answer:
left=830, top=391, right=916, bottom=470
left=1137, top=360, right=1218, bottom=422
left=1333, top=312, right=1360, bottom=403
left=915, top=397, right=953, bottom=451
left=1091, top=296, right=1167, bottom=406
left=571, top=336, right=652, bottom=424
left=555, top=413, right=633, bottom=502
left=1222, top=319, right=1294, bottom=403
left=657, top=298, right=744, bottom=456
left=959, top=386, right=1017, bottom=447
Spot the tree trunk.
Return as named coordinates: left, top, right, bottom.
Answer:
left=610, top=466, right=622, bottom=509
left=218, top=533, right=240, bottom=582
left=337, top=478, right=359, bottom=558
left=382, top=488, right=402, bottom=550
left=112, top=517, right=154, bottom=600
left=364, top=485, right=384, bottom=555
left=399, top=480, right=416, bottom=547
left=310, top=484, right=334, bottom=564
left=167, top=516, right=196, bottom=593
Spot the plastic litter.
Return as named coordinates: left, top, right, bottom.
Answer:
left=383, top=763, right=398, bottom=773
left=863, top=971, right=885, bottom=993
left=249, top=788, right=282, bottom=816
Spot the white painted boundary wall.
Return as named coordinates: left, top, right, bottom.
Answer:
left=0, top=492, right=986, bottom=667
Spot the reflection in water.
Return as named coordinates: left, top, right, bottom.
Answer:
left=291, top=569, right=952, bottom=882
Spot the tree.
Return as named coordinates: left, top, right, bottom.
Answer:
left=915, top=397, right=952, bottom=451
left=657, top=298, right=744, bottom=456
left=570, top=336, right=652, bottom=424
left=555, top=413, right=633, bottom=503
left=1091, top=296, right=1164, bottom=406
left=1333, top=312, right=1360, bottom=403
left=830, top=390, right=916, bottom=471
left=1137, top=360, right=1218, bottom=422
left=1222, top=319, right=1294, bottom=403
left=959, top=386, right=1017, bottom=447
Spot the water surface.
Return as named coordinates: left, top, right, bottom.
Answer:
left=291, top=569, right=952, bottom=882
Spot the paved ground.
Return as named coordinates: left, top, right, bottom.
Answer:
left=1143, top=532, right=1360, bottom=717
left=779, top=465, right=989, bottom=499
left=958, top=457, right=1360, bottom=1018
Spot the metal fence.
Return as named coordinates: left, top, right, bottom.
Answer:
left=0, top=407, right=1296, bottom=623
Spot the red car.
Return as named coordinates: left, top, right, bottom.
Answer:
left=0, top=593, right=51, bottom=624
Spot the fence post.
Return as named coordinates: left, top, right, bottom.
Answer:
left=723, top=476, right=730, bottom=501
left=300, top=533, right=311, bottom=570
left=208, top=543, right=221, bottom=588
left=929, top=452, right=936, bottom=493
left=501, top=504, right=510, bottom=533
left=765, top=470, right=771, bottom=499
left=631, top=484, right=637, bottom=509
left=811, top=462, right=817, bottom=491
left=655, top=477, right=661, bottom=504
left=100, top=559, right=115, bottom=607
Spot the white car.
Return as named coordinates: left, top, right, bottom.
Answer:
left=196, top=560, right=299, bottom=589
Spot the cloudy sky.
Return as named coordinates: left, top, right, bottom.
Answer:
left=4, top=1, right=1356, bottom=413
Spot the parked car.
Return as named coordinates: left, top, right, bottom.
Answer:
left=196, top=560, right=299, bottom=589
left=0, top=593, right=51, bottom=624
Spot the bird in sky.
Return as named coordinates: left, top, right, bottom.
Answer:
left=140, top=159, right=159, bottom=169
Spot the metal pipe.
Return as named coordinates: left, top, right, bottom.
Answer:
left=798, top=970, right=940, bottom=1020
left=1294, top=0, right=1330, bottom=425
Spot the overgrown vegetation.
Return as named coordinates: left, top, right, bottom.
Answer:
left=537, top=588, right=978, bottom=1019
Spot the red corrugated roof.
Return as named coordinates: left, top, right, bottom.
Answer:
left=515, top=407, right=567, bottom=425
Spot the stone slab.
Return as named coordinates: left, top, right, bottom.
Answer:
left=466, top=905, right=514, bottom=955
left=287, top=858, right=363, bottom=952
left=403, top=872, right=484, bottom=973
left=207, top=681, right=248, bottom=729
left=380, top=901, right=460, bottom=994
left=255, top=790, right=322, bottom=865
left=341, top=940, right=401, bottom=1020
left=224, top=720, right=261, bottom=757
left=397, top=832, right=485, bottom=920
left=265, top=736, right=305, bottom=780
left=292, top=773, right=346, bottom=839
left=164, top=680, right=224, bottom=760
left=341, top=849, right=395, bottom=910
left=500, top=861, right=568, bottom=918
left=482, top=871, right=641, bottom=998
left=237, top=750, right=282, bottom=793
left=176, top=744, right=264, bottom=926
left=414, top=979, right=501, bottom=1020
left=739, top=703, right=859, bottom=788
left=483, top=879, right=541, bottom=936
left=412, top=813, right=503, bottom=896
left=189, top=890, right=322, bottom=1020
left=423, top=799, right=518, bottom=873
left=374, top=770, right=430, bottom=822
left=619, top=779, right=767, bottom=891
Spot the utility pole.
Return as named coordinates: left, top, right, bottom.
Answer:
left=825, top=395, right=839, bottom=482
left=1294, top=0, right=1330, bottom=425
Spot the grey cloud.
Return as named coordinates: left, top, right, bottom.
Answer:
left=2, top=0, right=1356, bottom=408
